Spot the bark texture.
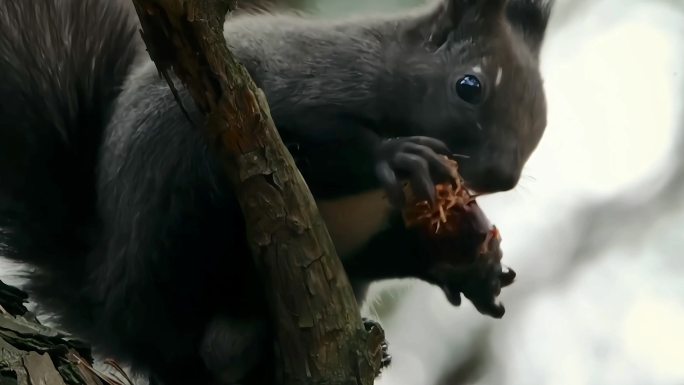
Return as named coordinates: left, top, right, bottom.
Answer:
left=0, top=280, right=134, bottom=385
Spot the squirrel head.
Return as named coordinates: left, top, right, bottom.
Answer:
left=394, top=0, right=552, bottom=194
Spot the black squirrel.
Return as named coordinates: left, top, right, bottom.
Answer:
left=0, top=0, right=552, bottom=384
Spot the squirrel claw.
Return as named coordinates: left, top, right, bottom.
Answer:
left=375, top=136, right=454, bottom=207
left=362, top=317, right=392, bottom=372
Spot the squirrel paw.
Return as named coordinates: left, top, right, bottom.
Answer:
left=362, top=317, right=392, bottom=371
left=374, top=136, right=454, bottom=207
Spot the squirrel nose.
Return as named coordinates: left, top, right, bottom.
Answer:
left=462, top=164, right=521, bottom=194
left=474, top=169, right=519, bottom=192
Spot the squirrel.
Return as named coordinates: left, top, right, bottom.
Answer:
left=0, top=0, right=552, bottom=384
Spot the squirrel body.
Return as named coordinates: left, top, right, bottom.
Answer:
left=0, top=0, right=552, bottom=384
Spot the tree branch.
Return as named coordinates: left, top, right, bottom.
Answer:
left=129, top=1, right=383, bottom=384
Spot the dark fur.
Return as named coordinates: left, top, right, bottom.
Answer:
left=0, top=0, right=140, bottom=325
left=0, top=0, right=552, bottom=384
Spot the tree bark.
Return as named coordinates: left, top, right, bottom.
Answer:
left=129, top=1, right=383, bottom=385
left=0, top=280, right=134, bottom=385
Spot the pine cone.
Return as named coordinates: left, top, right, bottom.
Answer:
left=402, top=158, right=516, bottom=318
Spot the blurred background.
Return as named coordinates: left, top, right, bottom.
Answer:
left=2, top=0, right=683, bottom=384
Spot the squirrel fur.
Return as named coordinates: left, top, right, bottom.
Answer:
left=0, top=0, right=552, bottom=384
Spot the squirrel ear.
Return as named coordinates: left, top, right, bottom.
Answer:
left=506, top=0, right=554, bottom=57
left=425, top=0, right=469, bottom=48
left=426, top=0, right=506, bottom=48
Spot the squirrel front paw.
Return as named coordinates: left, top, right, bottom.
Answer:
left=362, top=317, right=392, bottom=372
left=374, top=136, right=455, bottom=207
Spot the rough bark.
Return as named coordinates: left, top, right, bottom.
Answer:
left=0, top=280, right=133, bottom=385
left=129, top=1, right=383, bottom=385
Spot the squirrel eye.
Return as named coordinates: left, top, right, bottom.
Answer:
left=455, top=75, right=483, bottom=104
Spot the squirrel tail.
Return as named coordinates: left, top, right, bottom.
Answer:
left=0, top=0, right=140, bottom=290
